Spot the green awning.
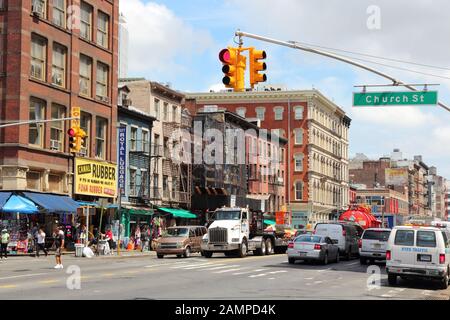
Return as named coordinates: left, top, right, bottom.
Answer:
left=158, top=207, right=197, bottom=219
left=125, top=208, right=154, bottom=216
left=264, top=219, right=276, bottom=225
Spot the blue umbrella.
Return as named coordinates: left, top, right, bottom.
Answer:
left=1, top=195, right=39, bottom=214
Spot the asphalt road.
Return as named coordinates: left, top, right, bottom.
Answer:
left=0, top=252, right=448, bottom=300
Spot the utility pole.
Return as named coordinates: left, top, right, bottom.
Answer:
left=234, top=30, right=450, bottom=113
left=0, top=116, right=80, bottom=128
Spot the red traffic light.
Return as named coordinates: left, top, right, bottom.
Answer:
left=67, top=128, right=76, bottom=136
left=219, top=48, right=231, bottom=63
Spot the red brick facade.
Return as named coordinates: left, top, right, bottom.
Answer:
left=0, top=0, right=119, bottom=195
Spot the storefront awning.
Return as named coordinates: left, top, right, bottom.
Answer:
left=77, top=201, right=100, bottom=207
left=264, top=219, right=276, bottom=225
left=0, top=192, right=12, bottom=209
left=158, top=207, right=197, bottom=219
left=23, top=192, right=79, bottom=213
left=127, top=208, right=154, bottom=216
left=2, top=195, right=39, bottom=214
left=246, top=194, right=271, bottom=201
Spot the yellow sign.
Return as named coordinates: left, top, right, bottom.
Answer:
left=75, top=158, right=117, bottom=198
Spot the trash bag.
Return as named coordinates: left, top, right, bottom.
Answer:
left=83, top=247, right=94, bottom=258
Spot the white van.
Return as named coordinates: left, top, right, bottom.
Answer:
left=314, top=222, right=360, bottom=260
left=386, top=226, right=450, bottom=289
left=359, top=228, right=391, bottom=264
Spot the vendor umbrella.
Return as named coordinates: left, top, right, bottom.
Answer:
left=1, top=195, right=39, bottom=214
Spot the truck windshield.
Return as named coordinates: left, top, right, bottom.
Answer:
left=214, top=210, right=241, bottom=220
left=164, top=228, right=189, bottom=237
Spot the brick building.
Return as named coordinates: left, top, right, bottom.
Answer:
left=0, top=0, right=119, bottom=200
left=185, top=89, right=350, bottom=229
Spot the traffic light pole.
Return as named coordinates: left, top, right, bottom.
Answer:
left=0, top=116, right=80, bottom=128
left=235, top=30, right=450, bottom=113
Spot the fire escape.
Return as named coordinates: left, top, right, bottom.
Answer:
left=128, top=139, right=151, bottom=205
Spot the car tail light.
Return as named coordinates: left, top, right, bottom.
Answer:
left=440, top=254, right=446, bottom=264
left=342, top=229, right=347, bottom=236
left=288, top=242, right=294, bottom=249
left=358, top=239, right=362, bottom=248
left=386, top=250, right=391, bottom=261
left=314, top=244, right=322, bottom=250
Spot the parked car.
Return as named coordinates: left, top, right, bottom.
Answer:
left=359, top=228, right=391, bottom=264
left=386, top=226, right=450, bottom=289
left=287, top=234, right=340, bottom=265
left=314, top=222, right=360, bottom=260
left=156, top=226, right=207, bottom=259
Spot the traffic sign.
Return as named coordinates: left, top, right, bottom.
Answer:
left=353, top=91, right=438, bottom=107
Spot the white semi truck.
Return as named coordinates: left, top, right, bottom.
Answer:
left=201, top=206, right=290, bottom=258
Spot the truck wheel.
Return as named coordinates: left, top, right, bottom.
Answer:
left=157, top=254, right=164, bottom=259
left=288, top=257, right=295, bottom=264
left=388, top=274, right=397, bottom=286
left=440, top=274, right=449, bottom=290
left=238, top=240, right=247, bottom=258
left=255, top=239, right=266, bottom=256
left=203, top=251, right=213, bottom=258
left=360, top=257, right=367, bottom=265
left=183, top=246, right=191, bottom=258
left=265, top=239, right=274, bottom=255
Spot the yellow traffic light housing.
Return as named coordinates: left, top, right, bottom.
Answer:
left=219, top=47, right=246, bottom=92
left=68, top=126, right=86, bottom=153
left=249, top=48, right=267, bottom=88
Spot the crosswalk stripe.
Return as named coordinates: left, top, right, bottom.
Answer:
left=249, top=273, right=267, bottom=278
left=268, top=270, right=288, bottom=274
left=204, top=265, right=240, bottom=271
left=213, top=268, right=242, bottom=274
left=181, top=263, right=216, bottom=270
left=170, top=263, right=207, bottom=269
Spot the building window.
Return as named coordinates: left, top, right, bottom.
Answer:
left=154, top=99, right=160, bottom=119
left=52, top=0, right=65, bottom=28
left=163, top=137, right=169, bottom=158
left=95, top=117, right=107, bottom=159
left=236, top=107, right=246, bottom=118
left=295, top=181, right=303, bottom=201
left=274, top=107, right=283, bottom=120
left=255, top=107, right=265, bottom=121
left=29, top=98, right=45, bottom=147
left=31, top=35, right=47, bottom=81
left=32, top=0, right=47, bottom=18
left=96, top=62, right=109, bottom=101
left=294, top=153, right=304, bottom=172
left=97, top=11, right=109, bottom=48
left=294, top=128, right=303, bottom=145
left=80, top=112, right=91, bottom=156
left=163, top=102, right=168, bottom=121
left=27, top=171, right=42, bottom=191
left=50, top=104, right=65, bottom=151
left=163, top=175, right=169, bottom=197
left=294, top=106, right=304, bottom=120
left=130, top=127, right=137, bottom=151
left=130, top=168, right=137, bottom=196
left=172, top=105, right=177, bottom=123
left=79, top=54, right=92, bottom=97
left=142, top=129, right=149, bottom=153
left=49, top=174, right=62, bottom=192
left=80, top=1, right=92, bottom=41
left=52, top=43, right=66, bottom=87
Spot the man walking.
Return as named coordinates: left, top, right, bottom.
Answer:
left=1, top=229, right=10, bottom=259
left=53, top=226, right=65, bottom=269
left=36, top=228, right=48, bottom=257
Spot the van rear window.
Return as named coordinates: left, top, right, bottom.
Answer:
left=394, top=230, right=414, bottom=246
left=416, top=231, right=436, bottom=248
left=363, top=230, right=390, bottom=241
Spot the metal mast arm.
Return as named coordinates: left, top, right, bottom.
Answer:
left=235, top=30, right=450, bottom=113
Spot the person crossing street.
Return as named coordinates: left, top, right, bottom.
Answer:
left=36, top=228, right=48, bottom=257
left=1, top=229, right=10, bottom=259
left=53, top=227, right=65, bottom=269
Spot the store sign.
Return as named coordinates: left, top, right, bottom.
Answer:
left=385, top=168, right=408, bottom=186
left=353, top=91, right=438, bottom=107
left=75, top=158, right=117, bottom=198
left=118, top=127, right=127, bottom=195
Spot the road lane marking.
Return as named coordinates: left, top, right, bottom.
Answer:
left=0, top=285, right=17, bottom=289
left=102, top=273, right=115, bottom=276
left=249, top=273, right=267, bottom=278
left=269, top=278, right=275, bottom=280
left=314, top=281, right=323, bottom=284
left=317, top=268, right=332, bottom=272
left=125, top=270, right=139, bottom=274
left=40, top=279, right=59, bottom=284
left=345, top=262, right=360, bottom=266
left=233, top=271, right=255, bottom=275
left=0, top=273, right=49, bottom=281
left=304, top=277, right=314, bottom=280
left=268, top=270, right=288, bottom=274
left=213, top=268, right=242, bottom=274
left=171, top=263, right=211, bottom=269
left=381, top=294, right=392, bottom=298
left=204, top=265, right=240, bottom=271
left=183, top=263, right=216, bottom=270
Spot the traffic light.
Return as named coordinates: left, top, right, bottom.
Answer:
left=68, top=126, right=86, bottom=153
left=249, top=48, right=267, bottom=88
left=219, top=47, right=246, bottom=92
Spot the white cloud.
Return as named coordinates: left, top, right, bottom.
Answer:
left=120, top=0, right=214, bottom=77
left=208, top=83, right=226, bottom=92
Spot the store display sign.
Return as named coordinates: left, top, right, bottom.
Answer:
left=118, top=127, right=127, bottom=195
left=75, top=158, right=117, bottom=198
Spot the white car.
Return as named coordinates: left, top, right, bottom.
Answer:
left=359, top=228, right=391, bottom=264
left=386, top=226, right=450, bottom=289
left=287, top=235, right=340, bottom=265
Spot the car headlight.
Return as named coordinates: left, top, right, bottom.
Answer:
left=231, top=238, right=240, bottom=243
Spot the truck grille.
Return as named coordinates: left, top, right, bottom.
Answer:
left=160, top=243, right=178, bottom=249
left=209, top=227, right=227, bottom=244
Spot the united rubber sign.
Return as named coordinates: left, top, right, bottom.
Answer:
left=75, top=158, right=117, bottom=198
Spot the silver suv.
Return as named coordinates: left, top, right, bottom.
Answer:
left=359, top=228, right=391, bottom=264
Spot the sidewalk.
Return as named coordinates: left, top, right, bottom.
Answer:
left=4, top=249, right=156, bottom=259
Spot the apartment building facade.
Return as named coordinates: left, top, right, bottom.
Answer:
left=185, top=89, right=350, bottom=228
left=0, top=0, right=119, bottom=201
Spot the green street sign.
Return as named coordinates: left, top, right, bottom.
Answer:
left=353, top=91, right=438, bottom=107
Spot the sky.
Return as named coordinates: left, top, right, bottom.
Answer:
left=120, top=0, right=450, bottom=179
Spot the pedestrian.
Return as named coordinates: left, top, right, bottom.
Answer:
left=1, top=229, right=10, bottom=259
left=104, top=227, right=114, bottom=255
left=53, top=226, right=65, bottom=269
left=36, top=228, right=48, bottom=257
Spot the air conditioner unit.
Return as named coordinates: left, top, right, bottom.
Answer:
left=50, top=139, right=60, bottom=150
left=78, top=148, right=87, bottom=157
left=52, top=74, right=63, bottom=86
left=31, top=1, right=44, bottom=17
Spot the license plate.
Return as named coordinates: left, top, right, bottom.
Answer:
left=298, top=252, right=307, bottom=257
left=418, top=254, right=432, bottom=262
left=372, top=244, right=381, bottom=249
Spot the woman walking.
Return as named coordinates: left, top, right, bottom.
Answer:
left=36, top=229, right=48, bottom=257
